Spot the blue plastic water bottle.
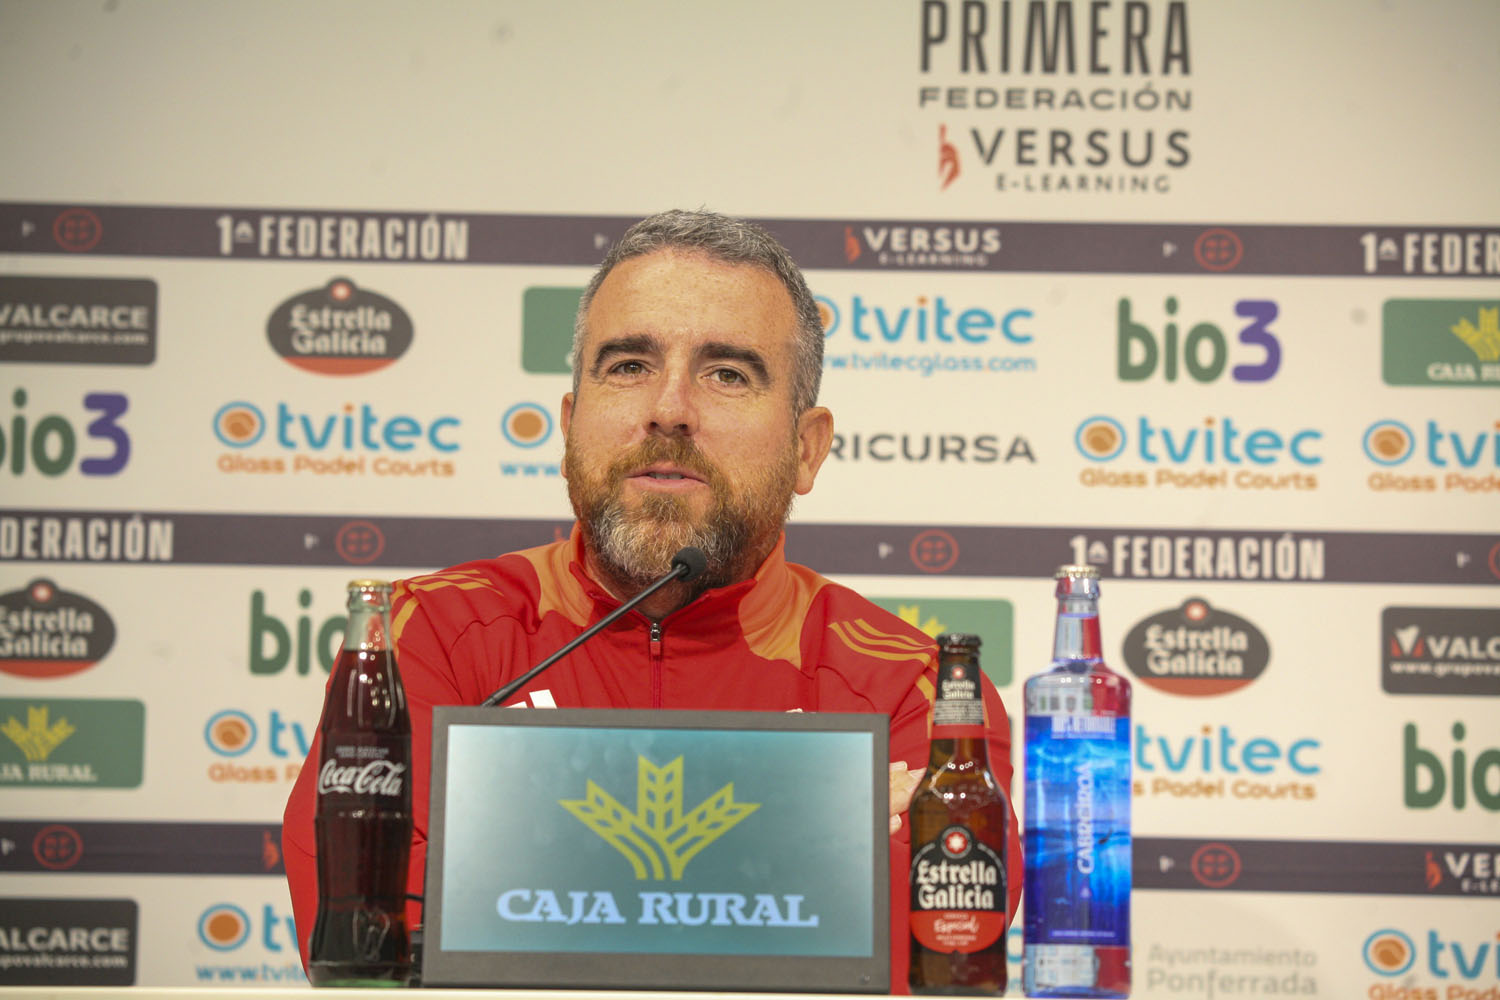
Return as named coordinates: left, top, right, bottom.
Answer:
left=1023, top=565, right=1131, bottom=998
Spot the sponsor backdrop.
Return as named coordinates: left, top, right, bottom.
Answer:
left=1, top=1, right=1497, bottom=995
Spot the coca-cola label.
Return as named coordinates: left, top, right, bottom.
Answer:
left=910, top=824, right=1006, bottom=953
left=318, top=755, right=406, bottom=799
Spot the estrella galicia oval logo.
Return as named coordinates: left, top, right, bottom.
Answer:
left=1122, top=597, right=1270, bottom=696
left=0, top=579, right=116, bottom=679
left=198, top=903, right=251, bottom=951
left=213, top=401, right=265, bottom=447
left=267, top=278, right=413, bottom=375
left=501, top=402, right=553, bottom=448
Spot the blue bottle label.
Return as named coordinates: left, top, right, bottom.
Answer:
left=1023, top=714, right=1131, bottom=948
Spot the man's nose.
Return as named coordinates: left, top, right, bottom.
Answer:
left=646, top=369, right=698, bottom=436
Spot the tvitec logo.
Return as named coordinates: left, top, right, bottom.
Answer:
left=1074, top=414, right=1321, bottom=493
left=1, top=387, right=130, bottom=477
left=212, top=399, right=459, bottom=478
left=1117, top=297, right=1281, bottom=383
left=499, top=401, right=561, bottom=479
left=196, top=901, right=305, bottom=985
left=203, top=707, right=312, bottom=784
left=816, top=291, right=1037, bottom=377
left=1133, top=722, right=1319, bottom=803
left=1362, top=417, right=1500, bottom=495
left=1362, top=926, right=1500, bottom=988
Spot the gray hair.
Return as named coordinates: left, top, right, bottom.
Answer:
left=572, top=209, right=824, bottom=414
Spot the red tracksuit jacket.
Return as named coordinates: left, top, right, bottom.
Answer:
left=283, top=529, right=1022, bottom=991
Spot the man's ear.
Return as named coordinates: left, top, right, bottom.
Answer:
left=793, top=406, right=833, bottom=496
left=559, top=392, right=574, bottom=479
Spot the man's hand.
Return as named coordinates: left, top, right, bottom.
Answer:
left=889, top=762, right=924, bottom=835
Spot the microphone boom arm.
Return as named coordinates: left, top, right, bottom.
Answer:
left=480, top=547, right=705, bottom=707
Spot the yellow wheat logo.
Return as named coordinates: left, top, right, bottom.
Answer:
left=2, top=706, right=76, bottom=762
left=559, top=756, right=759, bottom=881
left=1451, top=306, right=1500, bottom=362
left=895, top=603, right=947, bottom=638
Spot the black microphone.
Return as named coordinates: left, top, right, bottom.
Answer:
left=480, top=546, right=708, bottom=707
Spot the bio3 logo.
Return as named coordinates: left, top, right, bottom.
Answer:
left=249, top=588, right=345, bottom=677
left=1117, top=297, right=1281, bottom=383
left=1403, top=721, right=1499, bottom=812
left=2, top=388, right=130, bottom=476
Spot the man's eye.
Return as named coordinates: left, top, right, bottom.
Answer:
left=609, top=360, right=647, bottom=376
left=710, top=368, right=746, bottom=384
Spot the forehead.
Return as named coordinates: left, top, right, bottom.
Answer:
left=582, top=249, right=800, bottom=359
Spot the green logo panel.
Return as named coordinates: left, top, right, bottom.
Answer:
left=0, top=697, right=145, bottom=788
left=868, top=597, right=1013, bottom=687
left=522, top=286, right=584, bottom=374
left=441, top=725, right=874, bottom=956
left=1382, top=299, right=1500, bottom=386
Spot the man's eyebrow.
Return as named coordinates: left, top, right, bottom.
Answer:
left=699, top=341, right=771, bottom=384
left=588, top=334, right=659, bottom=376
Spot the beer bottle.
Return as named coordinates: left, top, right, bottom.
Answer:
left=909, top=633, right=1010, bottom=995
left=308, top=580, right=413, bottom=987
left=1023, top=565, right=1132, bottom=998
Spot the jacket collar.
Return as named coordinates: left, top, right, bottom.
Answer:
left=564, top=525, right=795, bottom=635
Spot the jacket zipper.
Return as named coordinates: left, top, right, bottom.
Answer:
left=649, top=620, right=664, bottom=708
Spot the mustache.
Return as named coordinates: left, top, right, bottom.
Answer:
left=606, top=436, right=722, bottom=487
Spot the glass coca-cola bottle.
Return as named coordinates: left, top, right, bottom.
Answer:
left=308, top=579, right=413, bottom=987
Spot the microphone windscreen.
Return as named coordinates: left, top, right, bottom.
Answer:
left=672, top=546, right=708, bottom=582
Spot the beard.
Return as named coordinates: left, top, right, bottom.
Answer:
left=565, top=433, right=798, bottom=599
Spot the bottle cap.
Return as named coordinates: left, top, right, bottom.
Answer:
left=1054, top=564, right=1101, bottom=599
left=347, top=579, right=393, bottom=592
left=935, top=632, right=981, bottom=650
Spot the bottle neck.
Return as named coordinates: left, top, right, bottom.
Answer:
left=345, top=591, right=391, bottom=651
left=1052, top=594, right=1102, bottom=664
left=927, top=735, right=990, bottom=769
left=931, top=651, right=986, bottom=745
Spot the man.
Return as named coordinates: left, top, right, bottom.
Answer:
left=283, top=210, right=1021, bottom=989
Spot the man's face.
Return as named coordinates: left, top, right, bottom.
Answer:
left=561, top=249, right=832, bottom=595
